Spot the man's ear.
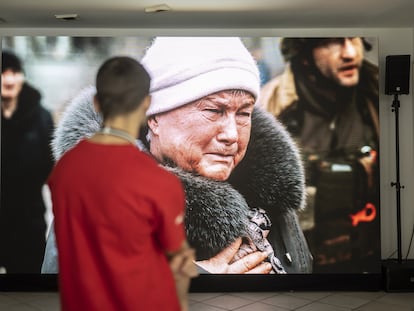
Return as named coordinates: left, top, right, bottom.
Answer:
left=143, top=95, right=151, bottom=110
left=93, top=95, right=101, bottom=113
left=138, top=95, right=151, bottom=116
left=147, top=115, right=159, bottom=135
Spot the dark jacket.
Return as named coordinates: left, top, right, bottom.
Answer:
left=1, top=83, right=54, bottom=273
left=259, top=60, right=380, bottom=273
left=42, top=86, right=313, bottom=274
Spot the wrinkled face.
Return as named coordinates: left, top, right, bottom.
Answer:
left=1, top=69, right=24, bottom=100
left=148, top=90, right=255, bottom=181
left=312, top=37, right=364, bottom=87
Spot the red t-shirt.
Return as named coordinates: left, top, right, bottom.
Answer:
left=49, top=139, right=186, bottom=311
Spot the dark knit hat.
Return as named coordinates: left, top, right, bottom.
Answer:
left=280, top=37, right=372, bottom=62
left=2, top=51, right=24, bottom=73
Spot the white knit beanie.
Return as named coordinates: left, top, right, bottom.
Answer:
left=141, top=37, right=260, bottom=116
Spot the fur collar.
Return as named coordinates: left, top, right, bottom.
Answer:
left=53, top=86, right=305, bottom=260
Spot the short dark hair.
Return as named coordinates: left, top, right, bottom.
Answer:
left=95, top=56, right=150, bottom=120
left=2, top=50, right=24, bottom=73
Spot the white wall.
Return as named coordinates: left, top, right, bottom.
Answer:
left=1, top=27, right=413, bottom=260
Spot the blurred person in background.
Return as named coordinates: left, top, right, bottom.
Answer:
left=1, top=50, right=54, bottom=273
left=258, top=37, right=379, bottom=273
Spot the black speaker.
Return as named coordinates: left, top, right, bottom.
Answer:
left=385, top=55, right=411, bottom=95
left=383, top=260, right=414, bottom=292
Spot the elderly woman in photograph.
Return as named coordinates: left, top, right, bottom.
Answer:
left=42, top=37, right=312, bottom=274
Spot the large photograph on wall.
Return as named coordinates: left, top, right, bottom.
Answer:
left=1, top=36, right=380, bottom=279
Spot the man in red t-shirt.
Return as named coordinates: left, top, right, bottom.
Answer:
left=49, top=56, right=197, bottom=311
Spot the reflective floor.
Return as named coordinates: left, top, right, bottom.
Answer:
left=0, top=290, right=414, bottom=311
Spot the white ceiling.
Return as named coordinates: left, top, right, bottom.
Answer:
left=0, top=0, right=414, bottom=29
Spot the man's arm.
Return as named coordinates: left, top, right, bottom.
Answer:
left=167, top=241, right=198, bottom=311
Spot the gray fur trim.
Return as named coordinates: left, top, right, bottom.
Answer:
left=229, top=107, right=306, bottom=216
left=52, top=86, right=101, bottom=161
left=165, top=167, right=249, bottom=260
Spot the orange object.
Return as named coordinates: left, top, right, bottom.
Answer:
left=370, top=150, right=377, bottom=162
left=350, top=202, right=377, bottom=227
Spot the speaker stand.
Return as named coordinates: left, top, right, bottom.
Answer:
left=390, top=94, right=403, bottom=263
left=384, top=94, right=414, bottom=291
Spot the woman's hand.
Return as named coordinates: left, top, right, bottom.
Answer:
left=195, top=238, right=272, bottom=274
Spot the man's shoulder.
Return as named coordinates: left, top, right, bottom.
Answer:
left=361, top=60, right=379, bottom=82
left=259, top=72, right=284, bottom=102
left=258, top=65, right=298, bottom=117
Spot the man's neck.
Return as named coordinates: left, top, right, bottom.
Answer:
left=103, top=117, right=140, bottom=139
left=1, top=97, right=18, bottom=119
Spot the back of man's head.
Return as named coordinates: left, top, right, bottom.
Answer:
left=95, top=56, right=150, bottom=119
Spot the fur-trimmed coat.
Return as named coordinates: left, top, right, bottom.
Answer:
left=42, top=86, right=312, bottom=274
